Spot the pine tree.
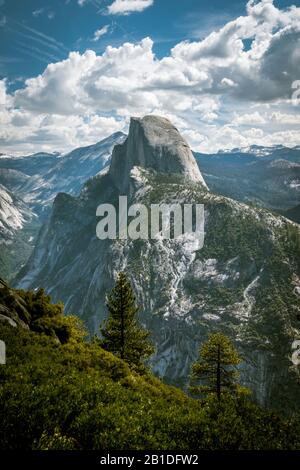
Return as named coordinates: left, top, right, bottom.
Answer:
left=189, top=332, right=242, bottom=400
left=99, top=272, right=154, bottom=371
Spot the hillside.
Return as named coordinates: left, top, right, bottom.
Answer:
left=282, top=205, right=300, bottom=224
left=1, top=279, right=300, bottom=450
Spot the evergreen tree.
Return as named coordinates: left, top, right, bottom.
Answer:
left=100, top=272, right=154, bottom=371
left=189, top=332, right=242, bottom=400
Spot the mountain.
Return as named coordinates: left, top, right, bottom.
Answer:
left=1, top=138, right=299, bottom=219
left=0, top=184, right=38, bottom=281
left=16, top=115, right=300, bottom=412
left=195, top=146, right=300, bottom=215
left=23, top=132, right=126, bottom=216
left=109, top=116, right=207, bottom=191
left=0, top=168, right=31, bottom=194
left=0, top=132, right=126, bottom=280
left=0, top=132, right=126, bottom=217
left=0, top=151, right=60, bottom=177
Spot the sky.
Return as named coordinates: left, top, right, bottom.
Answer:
left=0, top=0, right=300, bottom=155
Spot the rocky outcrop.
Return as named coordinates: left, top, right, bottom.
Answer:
left=109, top=116, right=207, bottom=192
left=0, top=278, right=29, bottom=329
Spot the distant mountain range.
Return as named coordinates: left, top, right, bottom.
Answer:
left=1, top=138, right=298, bottom=219
left=0, top=132, right=126, bottom=217
left=195, top=145, right=300, bottom=214
left=0, top=133, right=125, bottom=279
left=0, top=131, right=299, bottom=283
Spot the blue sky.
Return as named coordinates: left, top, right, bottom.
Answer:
left=0, top=0, right=294, bottom=82
left=0, top=0, right=300, bottom=155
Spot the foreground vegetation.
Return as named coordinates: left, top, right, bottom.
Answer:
left=1, top=282, right=300, bottom=450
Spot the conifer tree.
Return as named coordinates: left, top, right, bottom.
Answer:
left=189, top=332, right=242, bottom=400
left=100, top=272, right=154, bottom=371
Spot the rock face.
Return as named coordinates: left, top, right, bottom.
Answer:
left=0, top=278, right=29, bottom=329
left=0, top=184, right=38, bottom=281
left=0, top=184, right=34, bottom=237
left=109, top=116, right=207, bottom=192
left=16, top=115, right=300, bottom=413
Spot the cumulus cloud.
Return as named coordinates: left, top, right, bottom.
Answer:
left=0, top=80, right=7, bottom=107
left=107, top=0, right=154, bottom=16
left=232, top=109, right=300, bottom=127
left=269, top=112, right=300, bottom=124
left=0, top=79, right=12, bottom=108
left=233, top=112, right=266, bottom=125
left=0, top=111, right=124, bottom=156
left=0, top=78, right=124, bottom=155
left=1, top=0, right=300, bottom=155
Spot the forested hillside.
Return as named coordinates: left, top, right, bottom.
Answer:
left=1, top=279, right=300, bottom=450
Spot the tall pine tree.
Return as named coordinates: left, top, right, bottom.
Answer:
left=189, top=332, right=242, bottom=400
left=100, top=272, right=154, bottom=371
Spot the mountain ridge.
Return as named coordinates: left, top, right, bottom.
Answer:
left=196, top=145, right=300, bottom=217
left=0, top=132, right=126, bottom=280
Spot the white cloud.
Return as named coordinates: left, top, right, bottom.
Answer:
left=107, top=0, right=154, bottom=16
left=269, top=112, right=300, bottom=124
left=92, top=25, right=110, bottom=42
left=0, top=79, right=12, bottom=108
left=233, top=112, right=266, bottom=125
left=1, top=0, right=300, bottom=155
left=0, top=80, right=7, bottom=106
left=0, top=104, right=125, bottom=155
left=232, top=109, right=300, bottom=127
